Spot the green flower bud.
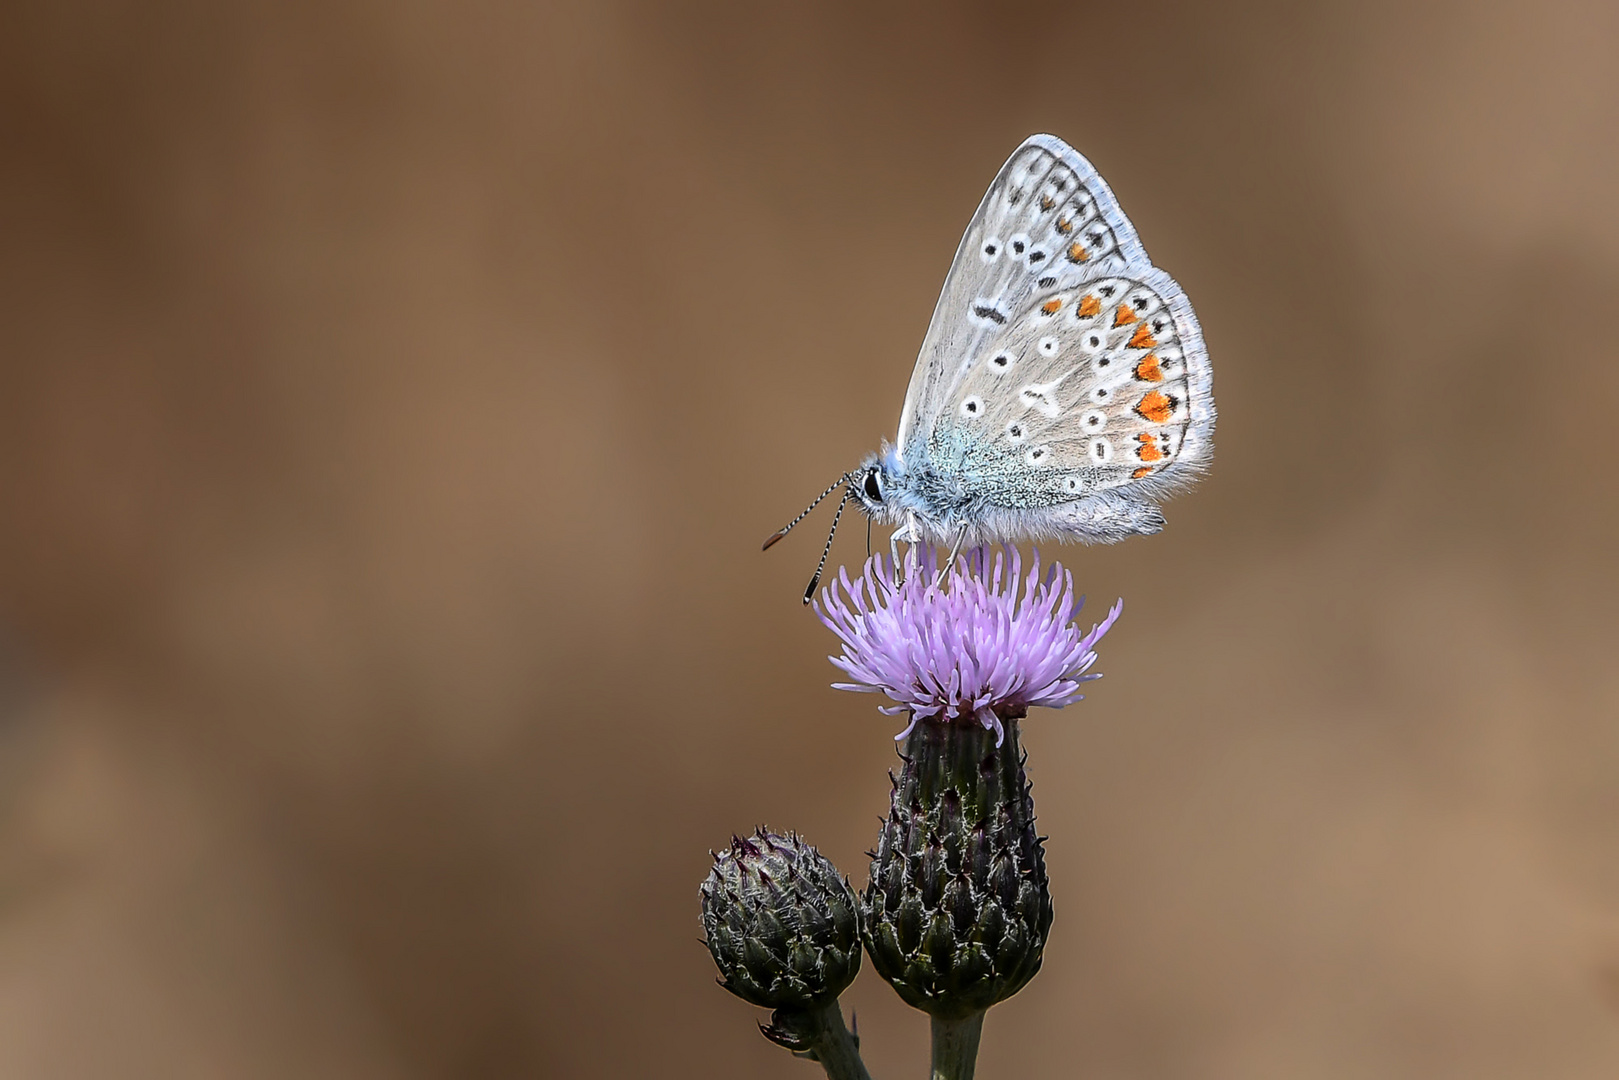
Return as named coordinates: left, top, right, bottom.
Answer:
left=862, top=714, right=1053, bottom=1019
left=700, top=829, right=861, bottom=1012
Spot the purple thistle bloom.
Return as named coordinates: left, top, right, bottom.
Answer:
left=813, top=546, right=1123, bottom=746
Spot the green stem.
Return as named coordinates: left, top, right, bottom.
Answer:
left=929, top=1010, right=985, bottom=1080
left=780, top=1000, right=872, bottom=1080
left=799, top=1003, right=867, bottom=1075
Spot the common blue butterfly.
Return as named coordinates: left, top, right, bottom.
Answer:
left=767, top=134, right=1214, bottom=600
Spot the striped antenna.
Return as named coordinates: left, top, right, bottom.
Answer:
left=802, top=484, right=852, bottom=605
left=762, top=474, right=851, bottom=551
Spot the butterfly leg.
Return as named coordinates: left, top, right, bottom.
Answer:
left=888, top=511, right=921, bottom=585
left=932, top=526, right=966, bottom=589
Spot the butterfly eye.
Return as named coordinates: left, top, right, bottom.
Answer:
left=863, top=469, right=882, bottom=502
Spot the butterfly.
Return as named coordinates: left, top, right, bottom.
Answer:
left=766, top=134, right=1215, bottom=601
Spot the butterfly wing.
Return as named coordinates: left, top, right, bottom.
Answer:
left=896, top=134, right=1149, bottom=453
left=897, top=135, right=1214, bottom=543
left=932, top=267, right=1213, bottom=539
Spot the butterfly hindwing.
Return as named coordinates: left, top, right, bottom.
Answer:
left=932, top=268, right=1211, bottom=511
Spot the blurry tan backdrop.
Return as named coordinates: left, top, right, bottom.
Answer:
left=2, top=2, right=1618, bottom=1077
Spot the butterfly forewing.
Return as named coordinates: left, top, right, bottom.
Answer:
left=897, top=135, right=1150, bottom=453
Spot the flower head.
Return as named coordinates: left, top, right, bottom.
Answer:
left=814, top=546, right=1122, bottom=745
left=700, top=828, right=861, bottom=1012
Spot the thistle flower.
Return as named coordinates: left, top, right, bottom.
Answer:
left=815, top=546, right=1122, bottom=1058
left=814, top=547, right=1123, bottom=745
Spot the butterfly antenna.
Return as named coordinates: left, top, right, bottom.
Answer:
left=762, top=474, right=851, bottom=551
left=803, top=483, right=852, bottom=604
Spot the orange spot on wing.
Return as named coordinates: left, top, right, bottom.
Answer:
left=1055, top=215, right=1074, bottom=235
left=1128, top=324, right=1158, bottom=349
left=1134, top=390, right=1173, bottom=424
left=1132, top=467, right=1152, bottom=479
left=1077, top=293, right=1101, bottom=317
left=1041, top=298, right=1064, bottom=315
left=1136, top=433, right=1164, bottom=462
left=1113, top=303, right=1138, bottom=327
left=1066, top=242, right=1089, bottom=263
left=1039, top=194, right=1055, bottom=211
left=1134, top=354, right=1163, bottom=382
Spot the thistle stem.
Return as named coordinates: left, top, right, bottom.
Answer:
left=802, top=1000, right=872, bottom=1080
left=929, top=1010, right=985, bottom=1080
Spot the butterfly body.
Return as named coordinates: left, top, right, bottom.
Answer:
left=854, top=440, right=1174, bottom=547
left=850, top=134, right=1214, bottom=547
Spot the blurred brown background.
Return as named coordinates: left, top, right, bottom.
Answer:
left=1, top=1, right=1617, bottom=1076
